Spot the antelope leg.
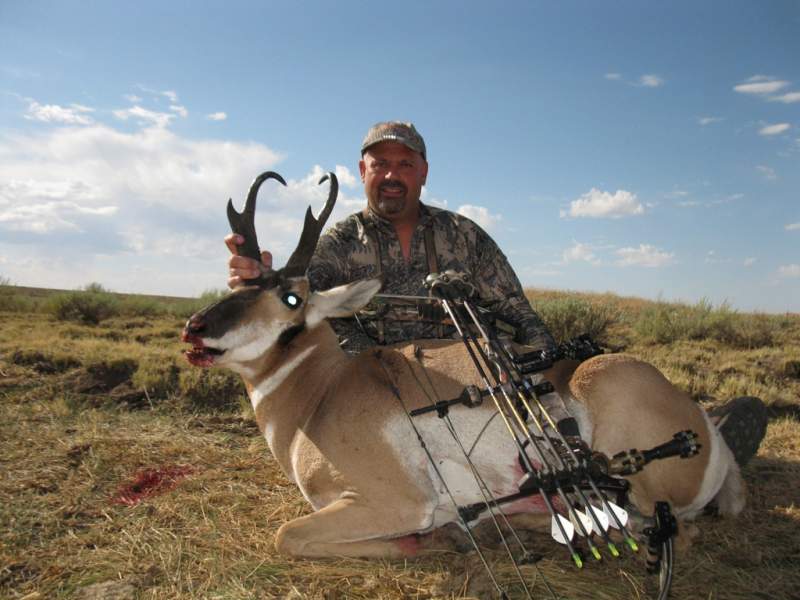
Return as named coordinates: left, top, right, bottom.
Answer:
left=274, top=498, right=443, bottom=559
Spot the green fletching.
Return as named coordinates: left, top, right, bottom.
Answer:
left=609, top=543, right=620, bottom=557
left=626, top=538, right=639, bottom=552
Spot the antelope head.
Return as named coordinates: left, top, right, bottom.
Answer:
left=182, top=171, right=379, bottom=374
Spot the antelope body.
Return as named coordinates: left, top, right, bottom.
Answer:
left=183, top=172, right=745, bottom=559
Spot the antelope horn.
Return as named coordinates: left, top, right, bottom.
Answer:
left=283, top=172, right=338, bottom=277
left=226, top=171, right=287, bottom=264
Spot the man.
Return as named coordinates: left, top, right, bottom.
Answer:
left=228, top=121, right=555, bottom=354
left=226, top=121, right=767, bottom=464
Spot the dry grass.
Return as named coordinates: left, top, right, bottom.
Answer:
left=1, top=287, right=800, bottom=599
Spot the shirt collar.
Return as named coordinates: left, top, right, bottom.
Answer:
left=362, top=201, right=432, bottom=231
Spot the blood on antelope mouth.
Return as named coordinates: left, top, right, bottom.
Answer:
left=182, top=333, right=225, bottom=367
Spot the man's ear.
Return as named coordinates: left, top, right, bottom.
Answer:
left=359, top=159, right=367, bottom=182
left=306, top=279, right=382, bottom=327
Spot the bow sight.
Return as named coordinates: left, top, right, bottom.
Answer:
left=398, top=270, right=702, bottom=600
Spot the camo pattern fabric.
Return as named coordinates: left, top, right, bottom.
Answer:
left=307, top=203, right=556, bottom=355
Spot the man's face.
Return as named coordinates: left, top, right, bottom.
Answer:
left=359, top=141, right=428, bottom=223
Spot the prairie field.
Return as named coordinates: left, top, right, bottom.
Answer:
left=1, top=284, right=799, bottom=599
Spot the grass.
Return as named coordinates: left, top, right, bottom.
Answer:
left=0, top=282, right=228, bottom=323
left=1, top=286, right=799, bottom=599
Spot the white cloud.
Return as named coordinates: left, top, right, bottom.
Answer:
left=639, top=74, right=664, bottom=88
left=756, top=165, right=777, bottom=180
left=0, top=200, right=117, bottom=233
left=0, top=121, right=284, bottom=249
left=606, top=72, right=665, bottom=88
left=759, top=123, right=791, bottom=136
left=207, top=112, right=227, bottom=121
left=786, top=223, right=800, bottom=231
left=615, top=244, right=674, bottom=267
left=0, top=117, right=376, bottom=296
left=113, top=105, right=174, bottom=129
left=25, top=101, right=95, bottom=125
left=333, top=165, right=357, bottom=188
left=778, top=264, right=800, bottom=278
left=770, top=91, right=800, bottom=104
left=456, top=204, right=502, bottom=231
left=169, top=104, right=188, bottom=118
left=124, top=94, right=143, bottom=103
left=734, top=76, right=790, bottom=95
left=743, top=257, right=756, bottom=267
left=134, top=86, right=180, bottom=105
left=698, top=116, right=724, bottom=126
left=562, top=188, right=644, bottom=219
left=0, top=105, right=379, bottom=295
left=562, top=242, right=601, bottom=265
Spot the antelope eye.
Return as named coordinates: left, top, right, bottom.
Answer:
left=281, top=292, right=302, bottom=309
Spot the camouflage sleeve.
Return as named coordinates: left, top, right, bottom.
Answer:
left=308, top=225, right=378, bottom=355
left=470, top=226, right=556, bottom=352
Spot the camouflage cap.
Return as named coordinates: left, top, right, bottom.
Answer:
left=361, top=121, right=427, bottom=160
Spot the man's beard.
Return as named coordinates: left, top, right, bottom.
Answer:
left=374, top=180, right=409, bottom=216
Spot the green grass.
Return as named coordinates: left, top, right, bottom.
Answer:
left=1, top=286, right=799, bottom=599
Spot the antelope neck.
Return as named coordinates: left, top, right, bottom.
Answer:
left=248, top=323, right=346, bottom=419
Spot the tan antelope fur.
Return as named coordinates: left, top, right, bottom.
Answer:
left=183, top=275, right=745, bottom=559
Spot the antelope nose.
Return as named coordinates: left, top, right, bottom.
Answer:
left=183, top=317, right=206, bottom=338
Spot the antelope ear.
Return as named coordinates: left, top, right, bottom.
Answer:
left=306, top=279, right=382, bottom=327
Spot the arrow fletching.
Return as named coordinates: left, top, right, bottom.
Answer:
left=571, top=508, right=594, bottom=537
left=588, top=503, right=611, bottom=534
left=603, top=501, right=629, bottom=529
left=551, top=514, right=575, bottom=545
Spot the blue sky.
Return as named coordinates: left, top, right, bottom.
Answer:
left=1, top=0, right=798, bottom=312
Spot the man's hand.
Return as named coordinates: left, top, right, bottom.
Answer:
left=225, top=233, right=272, bottom=289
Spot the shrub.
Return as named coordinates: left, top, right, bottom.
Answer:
left=83, top=282, right=109, bottom=293
left=167, top=289, right=229, bottom=319
left=118, top=296, right=167, bottom=317
left=198, top=288, right=227, bottom=303
left=633, top=299, right=781, bottom=348
left=47, top=290, right=120, bottom=324
left=0, top=292, right=36, bottom=313
left=531, top=296, right=618, bottom=345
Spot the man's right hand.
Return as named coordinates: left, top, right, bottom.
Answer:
left=225, top=233, right=273, bottom=289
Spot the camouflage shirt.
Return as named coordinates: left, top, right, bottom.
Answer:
left=307, top=203, right=555, bottom=354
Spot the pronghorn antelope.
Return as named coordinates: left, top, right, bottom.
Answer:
left=182, top=171, right=745, bottom=560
